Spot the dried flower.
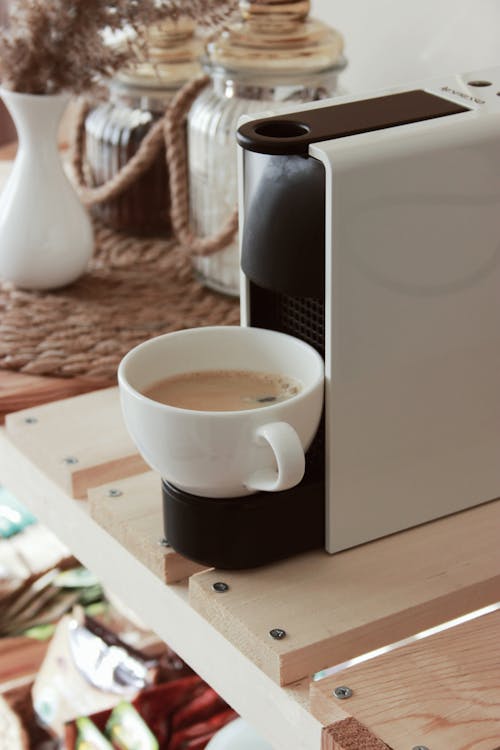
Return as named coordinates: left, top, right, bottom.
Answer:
left=0, top=0, right=236, bottom=95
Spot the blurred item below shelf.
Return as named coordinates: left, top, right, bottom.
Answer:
left=0, top=486, right=36, bottom=539
left=0, top=516, right=74, bottom=609
left=0, top=489, right=213, bottom=748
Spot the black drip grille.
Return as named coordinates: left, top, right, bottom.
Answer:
left=277, top=292, right=325, bottom=477
left=249, top=283, right=325, bottom=480
left=248, top=282, right=325, bottom=355
left=278, top=294, right=325, bottom=354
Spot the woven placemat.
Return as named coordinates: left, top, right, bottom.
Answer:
left=0, top=224, right=239, bottom=382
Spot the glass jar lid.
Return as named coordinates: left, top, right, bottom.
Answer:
left=115, top=18, right=203, bottom=91
left=205, top=0, right=345, bottom=77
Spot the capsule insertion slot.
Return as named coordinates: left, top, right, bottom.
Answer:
left=254, top=120, right=310, bottom=139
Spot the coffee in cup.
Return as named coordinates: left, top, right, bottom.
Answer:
left=142, top=369, right=302, bottom=412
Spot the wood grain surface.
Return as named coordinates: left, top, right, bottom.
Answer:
left=312, top=610, right=500, bottom=750
left=5, top=387, right=147, bottom=498
left=0, top=370, right=108, bottom=425
left=189, top=500, right=500, bottom=686
left=88, top=472, right=206, bottom=584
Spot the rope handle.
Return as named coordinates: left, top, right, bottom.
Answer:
left=70, top=75, right=238, bottom=257
left=71, top=100, right=165, bottom=205
left=163, top=76, right=239, bottom=257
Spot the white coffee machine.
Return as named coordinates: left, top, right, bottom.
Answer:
left=237, top=68, right=500, bottom=555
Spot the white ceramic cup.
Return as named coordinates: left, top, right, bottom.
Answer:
left=118, top=326, right=324, bottom=499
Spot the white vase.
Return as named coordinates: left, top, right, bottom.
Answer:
left=0, top=89, right=93, bottom=290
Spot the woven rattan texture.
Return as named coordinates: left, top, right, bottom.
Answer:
left=0, top=224, right=239, bottom=381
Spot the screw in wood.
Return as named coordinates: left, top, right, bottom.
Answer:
left=212, top=582, right=229, bottom=593
left=412, top=746, right=430, bottom=750
left=333, top=686, right=353, bottom=700
left=159, top=538, right=171, bottom=547
left=107, top=488, right=122, bottom=497
left=269, top=628, right=287, bottom=640
left=24, top=416, right=38, bottom=424
left=62, top=456, right=78, bottom=465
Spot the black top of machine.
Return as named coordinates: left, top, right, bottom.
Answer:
left=237, top=89, right=468, bottom=155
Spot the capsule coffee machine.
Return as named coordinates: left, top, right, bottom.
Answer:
left=165, top=68, right=500, bottom=568
left=236, top=67, right=500, bottom=557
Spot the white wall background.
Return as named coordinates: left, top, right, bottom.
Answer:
left=311, top=0, right=500, bottom=95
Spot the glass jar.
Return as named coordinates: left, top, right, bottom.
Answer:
left=85, top=20, right=202, bottom=236
left=188, top=0, right=346, bottom=296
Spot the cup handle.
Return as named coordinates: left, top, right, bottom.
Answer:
left=244, top=421, right=305, bottom=493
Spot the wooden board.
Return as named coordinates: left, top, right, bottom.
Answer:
left=312, top=610, right=500, bottom=750
left=321, top=718, right=389, bottom=750
left=5, top=387, right=147, bottom=498
left=88, top=472, right=206, bottom=584
left=189, top=499, right=500, bottom=686
left=0, top=142, right=17, bottom=161
left=0, top=370, right=107, bottom=425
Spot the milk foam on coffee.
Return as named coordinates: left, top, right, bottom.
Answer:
left=143, top=369, right=302, bottom=412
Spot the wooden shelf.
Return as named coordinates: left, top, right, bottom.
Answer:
left=0, top=428, right=322, bottom=750
left=0, top=382, right=499, bottom=750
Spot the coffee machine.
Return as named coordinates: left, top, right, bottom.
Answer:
left=164, top=68, right=500, bottom=568
left=236, top=67, right=500, bottom=557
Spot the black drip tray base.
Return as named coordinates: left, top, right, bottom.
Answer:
left=162, top=476, right=325, bottom=570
